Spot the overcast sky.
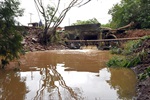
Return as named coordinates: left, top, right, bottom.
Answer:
left=18, top=0, right=121, bottom=27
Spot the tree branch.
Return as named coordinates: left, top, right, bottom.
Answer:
left=48, top=0, right=61, bottom=28
left=78, top=0, right=91, bottom=7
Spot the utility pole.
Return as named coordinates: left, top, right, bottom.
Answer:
left=29, top=13, right=33, bottom=23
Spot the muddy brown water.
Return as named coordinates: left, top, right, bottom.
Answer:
left=0, top=50, right=137, bottom=100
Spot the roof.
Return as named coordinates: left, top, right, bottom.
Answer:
left=64, top=23, right=101, bottom=32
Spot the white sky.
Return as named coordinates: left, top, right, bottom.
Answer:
left=18, top=0, right=121, bottom=27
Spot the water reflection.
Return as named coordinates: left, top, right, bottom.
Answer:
left=0, top=70, right=27, bottom=100
left=21, top=65, right=82, bottom=100
left=107, top=68, right=137, bottom=99
left=0, top=50, right=137, bottom=100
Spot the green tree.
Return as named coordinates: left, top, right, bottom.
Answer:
left=138, top=0, right=150, bottom=28
left=108, top=0, right=150, bottom=28
left=101, top=23, right=112, bottom=28
left=0, top=0, right=24, bottom=68
left=72, top=18, right=99, bottom=25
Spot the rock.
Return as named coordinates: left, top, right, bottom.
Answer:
left=21, top=39, right=26, bottom=45
left=32, top=38, right=38, bottom=43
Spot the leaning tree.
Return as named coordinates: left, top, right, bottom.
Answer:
left=34, top=0, right=94, bottom=44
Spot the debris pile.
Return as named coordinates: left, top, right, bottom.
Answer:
left=22, top=28, right=67, bottom=52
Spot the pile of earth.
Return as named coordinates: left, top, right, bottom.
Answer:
left=116, top=29, right=150, bottom=38
left=21, top=28, right=68, bottom=52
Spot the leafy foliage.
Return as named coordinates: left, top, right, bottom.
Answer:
left=108, top=0, right=150, bottom=28
left=101, top=23, right=112, bottom=28
left=107, top=36, right=150, bottom=68
left=0, top=0, right=24, bottom=68
left=72, top=18, right=99, bottom=25
left=122, top=40, right=142, bottom=55
left=106, top=54, right=141, bottom=68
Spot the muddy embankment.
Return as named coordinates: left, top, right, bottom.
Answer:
left=131, top=39, right=150, bottom=100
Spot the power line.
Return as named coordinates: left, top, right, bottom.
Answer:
left=34, top=0, right=41, bottom=20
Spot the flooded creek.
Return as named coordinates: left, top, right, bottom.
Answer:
left=0, top=50, right=137, bottom=100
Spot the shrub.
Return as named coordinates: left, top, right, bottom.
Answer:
left=107, top=35, right=150, bottom=68
left=107, top=54, right=142, bottom=68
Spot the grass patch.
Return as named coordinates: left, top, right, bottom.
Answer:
left=106, top=54, right=141, bottom=68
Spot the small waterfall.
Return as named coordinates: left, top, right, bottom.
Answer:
left=80, top=45, right=98, bottom=50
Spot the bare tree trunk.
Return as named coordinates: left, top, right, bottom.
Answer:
left=43, top=27, right=48, bottom=45
left=34, top=0, right=94, bottom=45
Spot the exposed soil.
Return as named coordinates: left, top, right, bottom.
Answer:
left=125, top=29, right=150, bottom=38
left=132, top=65, right=150, bottom=100
left=22, top=28, right=68, bottom=52
left=116, top=29, right=150, bottom=38
left=130, top=38, right=150, bottom=100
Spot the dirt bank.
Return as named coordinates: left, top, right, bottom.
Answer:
left=22, top=28, right=68, bottom=52
left=124, top=29, right=150, bottom=100
left=101, top=29, right=150, bottom=99
left=131, top=38, right=150, bottom=100
left=116, top=29, right=150, bottom=38
left=132, top=64, right=150, bottom=100
left=116, top=29, right=150, bottom=99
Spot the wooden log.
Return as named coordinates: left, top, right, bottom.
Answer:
left=117, top=22, right=134, bottom=30
left=66, top=37, right=141, bottom=43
